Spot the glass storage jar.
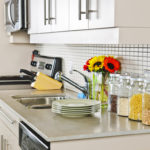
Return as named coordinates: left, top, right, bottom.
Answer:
left=117, top=74, right=130, bottom=117
left=144, top=69, right=150, bottom=81
left=108, top=74, right=120, bottom=113
left=142, top=80, right=150, bottom=125
left=128, top=77, right=143, bottom=121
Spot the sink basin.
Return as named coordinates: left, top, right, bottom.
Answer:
left=15, top=96, right=67, bottom=109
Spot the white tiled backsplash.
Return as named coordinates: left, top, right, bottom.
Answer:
left=36, top=44, right=150, bottom=92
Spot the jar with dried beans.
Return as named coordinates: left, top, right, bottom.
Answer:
left=108, top=74, right=120, bottom=113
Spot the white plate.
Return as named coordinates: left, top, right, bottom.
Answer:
left=52, top=99, right=100, bottom=118
left=52, top=99, right=100, bottom=108
left=52, top=105, right=100, bottom=112
left=52, top=104, right=100, bottom=110
left=52, top=103, right=100, bottom=108
left=52, top=108, right=100, bottom=113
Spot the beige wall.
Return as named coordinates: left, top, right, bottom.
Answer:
left=0, top=0, right=35, bottom=75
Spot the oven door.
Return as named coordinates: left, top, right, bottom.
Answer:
left=4, top=0, right=27, bottom=32
left=19, top=122, right=50, bottom=150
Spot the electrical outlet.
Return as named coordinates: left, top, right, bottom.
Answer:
left=68, top=61, right=73, bottom=74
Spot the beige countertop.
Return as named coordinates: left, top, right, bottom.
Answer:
left=0, top=89, right=150, bottom=142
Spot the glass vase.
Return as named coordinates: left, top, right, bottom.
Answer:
left=92, top=72, right=108, bottom=108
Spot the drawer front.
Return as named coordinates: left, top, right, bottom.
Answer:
left=0, top=104, right=19, bottom=138
left=0, top=119, right=20, bottom=150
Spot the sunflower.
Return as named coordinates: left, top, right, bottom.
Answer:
left=88, top=56, right=105, bottom=72
left=104, top=57, right=120, bottom=73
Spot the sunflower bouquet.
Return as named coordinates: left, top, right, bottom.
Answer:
left=83, top=56, right=120, bottom=108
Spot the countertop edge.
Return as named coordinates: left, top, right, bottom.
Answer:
left=47, top=129, right=150, bottom=142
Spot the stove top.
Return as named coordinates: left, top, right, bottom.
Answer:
left=0, top=75, right=31, bottom=85
left=0, top=75, right=31, bottom=90
left=0, top=75, right=31, bottom=81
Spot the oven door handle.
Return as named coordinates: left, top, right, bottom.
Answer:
left=20, top=122, right=49, bottom=149
left=8, top=0, right=14, bottom=26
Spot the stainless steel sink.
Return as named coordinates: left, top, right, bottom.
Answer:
left=14, top=96, right=67, bottom=109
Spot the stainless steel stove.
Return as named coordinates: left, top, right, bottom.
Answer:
left=0, top=75, right=31, bottom=90
left=0, top=50, right=62, bottom=90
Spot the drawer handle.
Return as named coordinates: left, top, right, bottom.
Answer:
left=1, top=135, right=4, bottom=150
left=0, top=108, right=15, bottom=124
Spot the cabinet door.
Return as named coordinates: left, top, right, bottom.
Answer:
left=28, top=0, right=42, bottom=34
left=0, top=119, right=20, bottom=150
left=51, top=0, right=69, bottom=32
left=89, top=0, right=115, bottom=29
left=30, top=0, right=69, bottom=33
left=28, top=0, right=52, bottom=34
left=69, top=0, right=88, bottom=30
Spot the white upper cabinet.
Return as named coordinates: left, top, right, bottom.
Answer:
left=88, top=0, right=115, bottom=29
left=69, top=0, right=88, bottom=30
left=51, top=0, right=69, bottom=32
left=28, top=0, right=41, bottom=34
left=28, top=0, right=69, bottom=34
left=69, top=0, right=115, bottom=30
left=69, top=0, right=150, bottom=30
left=29, top=0, right=150, bottom=44
left=29, top=0, right=150, bottom=33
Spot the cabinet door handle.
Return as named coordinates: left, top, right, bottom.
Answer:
left=0, top=108, right=15, bottom=124
left=79, top=0, right=89, bottom=20
left=48, top=0, right=51, bottom=24
left=1, top=135, right=4, bottom=150
left=44, top=0, right=56, bottom=25
left=79, top=0, right=81, bottom=20
left=44, top=0, right=46, bottom=25
left=87, top=0, right=98, bottom=15
left=49, top=0, right=56, bottom=24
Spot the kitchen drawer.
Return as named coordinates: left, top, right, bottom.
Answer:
left=0, top=119, right=20, bottom=150
left=0, top=102, right=19, bottom=138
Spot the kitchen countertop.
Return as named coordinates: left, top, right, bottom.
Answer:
left=0, top=89, right=150, bottom=142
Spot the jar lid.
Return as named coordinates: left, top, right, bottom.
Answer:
left=110, top=73, right=120, bottom=77
left=144, top=79, right=150, bottom=83
left=120, top=74, right=130, bottom=80
left=130, top=77, right=144, bottom=82
left=144, top=69, right=150, bottom=74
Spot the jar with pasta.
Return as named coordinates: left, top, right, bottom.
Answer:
left=117, top=74, right=130, bottom=117
left=108, top=74, right=120, bottom=113
left=128, top=77, right=143, bottom=121
left=142, top=80, right=150, bottom=125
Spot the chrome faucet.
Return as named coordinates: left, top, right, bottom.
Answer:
left=55, top=70, right=92, bottom=99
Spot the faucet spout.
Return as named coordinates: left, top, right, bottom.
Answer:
left=55, top=71, right=91, bottom=99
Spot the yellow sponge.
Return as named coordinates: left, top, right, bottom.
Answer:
left=31, top=72, right=62, bottom=90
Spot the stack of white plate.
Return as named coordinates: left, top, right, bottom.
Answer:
left=52, top=99, right=100, bottom=117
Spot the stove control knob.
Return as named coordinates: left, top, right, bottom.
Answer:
left=45, top=64, right=52, bottom=70
left=31, top=61, right=37, bottom=67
